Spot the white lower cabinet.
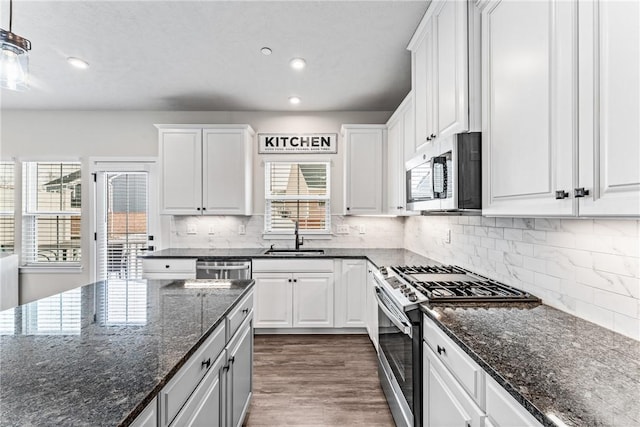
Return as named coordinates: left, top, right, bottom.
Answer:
left=253, top=259, right=334, bottom=329
left=334, top=259, right=367, bottom=328
left=423, top=343, right=485, bottom=427
left=485, top=375, right=542, bottom=427
left=159, top=291, right=254, bottom=427
left=131, top=398, right=158, bottom=427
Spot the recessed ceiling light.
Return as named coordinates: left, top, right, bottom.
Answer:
left=260, top=47, right=272, bottom=56
left=289, top=58, right=306, bottom=70
left=289, top=96, right=301, bottom=105
left=67, top=57, right=89, bottom=69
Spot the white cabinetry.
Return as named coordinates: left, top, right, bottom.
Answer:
left=480, top=0, right=576, bottom=217
left=577, top=0, right=640, bottom=216
left=157, top=125, right=254, bottom=216
left=130, top=398, right=157, bottom=427
left=226, top=316, right=253, bottom=427
left=253, top=260, right=334, bottom=329
left=408, top=0, right=479, bottom=156
left=141, top=258, right=197, bottom=280
left=386, top=93, right=415, bottom=215
left=0, top=254, right=19, bottom=310
left=335, top=259, right=367, bottom=328
left=423, top=343, right=485, bottom=427
left=485, top=375, right=542, bottom=427
left=342, top=125, right=385, bottom=215
left=480, top=0, right=639, bottom=217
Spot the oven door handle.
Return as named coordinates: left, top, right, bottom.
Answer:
left=375, top=287, right=413, bottom=338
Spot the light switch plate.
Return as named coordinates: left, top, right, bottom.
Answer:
left=443, top=229, right=451, bottom=244
left=238, top=224, right=246, bottom=235
left=208, top=226, right=215, bottom=235
left=358, top=225, right=366, bottom=234
left=187, top=224, right=197, bottom=235
left=337, top=225, right=349, bottom=234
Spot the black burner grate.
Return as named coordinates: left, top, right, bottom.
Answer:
left=391, top=265, right=466, bottom=275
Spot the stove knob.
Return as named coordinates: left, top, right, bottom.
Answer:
left=408, top=293, right=418, bottom=302
left=380, top=267, right=388, bottom=276
left=400, top=284, right=407, bottom=290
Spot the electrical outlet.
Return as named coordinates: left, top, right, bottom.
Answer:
left=443, top=228, right=451, bottom=244
left=208, top=225, right=215, bottom=235
left=337, top=225, right=349, bottom=234
left=187, top=224, right=197, bottom=235
left=238, top=224, right=246, bottom=235
left=358, top=225, right=366, bottom=234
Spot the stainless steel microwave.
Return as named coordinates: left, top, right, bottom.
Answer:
left=406, top=132, right=481, bottom=213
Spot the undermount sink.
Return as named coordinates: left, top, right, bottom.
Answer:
left=263, top=249, right=325, bottom=256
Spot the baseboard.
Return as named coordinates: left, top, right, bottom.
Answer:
left=254, top=327, right=368, bottom=335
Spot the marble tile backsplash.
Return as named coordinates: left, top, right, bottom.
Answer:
left=404, top=216, right=640, bottom=340
left=169, top=215, right=405, bottom=249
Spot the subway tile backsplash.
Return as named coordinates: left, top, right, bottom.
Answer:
left=405, top=216, right=640, bottom=340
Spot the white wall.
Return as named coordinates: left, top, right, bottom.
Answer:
left=405, top=216, right=640, bottom=340
left=1, top=109, right=391, bottom=303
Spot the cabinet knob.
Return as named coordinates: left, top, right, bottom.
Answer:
left=346, top=207, right=350, bottom=211
left=165, top=265, right=170, bottom=269
left=430, top=133, right=436, bottom=138
left=555, top=190, right=569, bottom=200
left=293, top=279, right=297, bottom=283
left=437, top=345, right=446, bottom=355
left=426, top=136, right=432, bottom=141
left=229, top=356, right=235, bottom=364
left=202, top=207, right=206, bottom=211
left=242, top=308, right=249, bottom=315
left=196, top=207, right=201, bottom=211
left=397, top=206, right=404, bottom=210
left=422, top=154, right=427, bottom=160
left=201, top=358, right=211, bottom=369
left=574, top=187, right=590, bottom=198
left=288, top=279, right=292, bottom=283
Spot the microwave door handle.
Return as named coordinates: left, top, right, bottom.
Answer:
left=375, top=288, right=413, bottom=337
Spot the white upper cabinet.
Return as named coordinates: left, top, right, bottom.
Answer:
left=342, top=125, right=385, bottom=215
left=408, top=0, right=479, bottom=158
left=577, top=0, right=640, bottom=216
left=480, top=0, right=577, bottom=217
left=480, top=0, right=639, bottom=217
left=157, top=125, right=254, bottom=216
left=386, top=93, right=415, bottom=215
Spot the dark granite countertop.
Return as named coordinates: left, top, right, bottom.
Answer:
left=142, top=247, right=436, bottom=269
left=0, top=278, right=254, bottom=426
left=422, top=304, right=640, bottom=427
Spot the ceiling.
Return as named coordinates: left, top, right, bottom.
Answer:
left=0, top=1, right=429, bottom=111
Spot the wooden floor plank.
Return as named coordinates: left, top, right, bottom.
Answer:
left=244, top=334, right=395, bottom=427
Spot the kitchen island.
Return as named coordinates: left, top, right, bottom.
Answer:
left=0, top=278, right=254, bottom=426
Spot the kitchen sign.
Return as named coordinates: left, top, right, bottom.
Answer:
left=258, top=133, right=337, bottom=154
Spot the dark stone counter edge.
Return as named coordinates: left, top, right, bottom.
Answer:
left=117, top=281, right=255, bottom=427
left=420, top=306, right=554, bottom=427
left=140, top=253, right=389, bottom=268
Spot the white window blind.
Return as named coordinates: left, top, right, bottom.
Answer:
left=99, top=281, right=147, bottom=325
left=22, top=162, right=81, bottom=265
left=264, top=162, right=330, bottom=233
left=0, top=308, right=15, bottom=335
left=0, top=161, right=15, bottom=253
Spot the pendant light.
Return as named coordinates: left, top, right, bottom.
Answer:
left=1, top=0, right=31, bottom=91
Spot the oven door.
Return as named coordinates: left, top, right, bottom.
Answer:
left=375, top=284, right=415, bottom=427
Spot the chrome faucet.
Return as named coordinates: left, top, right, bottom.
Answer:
left=294, top=221, right=304, bottom=250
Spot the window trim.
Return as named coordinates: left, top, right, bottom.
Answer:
left=263, top=161, right=331, bottom=236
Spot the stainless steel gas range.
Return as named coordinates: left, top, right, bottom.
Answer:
left=373, top=264, right=540, bottom=427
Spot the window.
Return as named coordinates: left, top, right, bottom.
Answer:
left=22, top=162, right=82, bottom=266
left=264, top=162, right=330, bottom=234
left=0, top=161, right=15, bottom=252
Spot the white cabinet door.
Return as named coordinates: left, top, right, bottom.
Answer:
left=433, top=0, right=468, bottom=138
left=293, top=273, right=334, bottom=328
left=481, top=0, right=576, bottom=217
left=130, top=397, right=157, bottom=427
left=159, top=129, right=202, bottom=215
left=335, top=260, right=367, bottom=328
left=386, top=93, right=414, bottom=216
left=203, top=128, right=253, bottom=215
left=227, top=318, right=253, bottom=427
left=342, top=125, right=385, bottom=215
left=253, top=273, right=293, bottom=328
left=578, top=0, right=640, bottom=217
left=485, top=375, right=542, bottom=427
left=424, top=343, right=484, bottom=427
left=412, top=18, right=436, bottom=154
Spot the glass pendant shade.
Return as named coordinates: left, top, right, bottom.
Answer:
left=0, top=29, right=30, bottom=91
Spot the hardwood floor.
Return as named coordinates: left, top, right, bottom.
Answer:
left=244, top=334, right=395, bottom=427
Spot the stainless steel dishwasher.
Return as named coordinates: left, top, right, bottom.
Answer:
left=195, top=260, right=252, bottom=280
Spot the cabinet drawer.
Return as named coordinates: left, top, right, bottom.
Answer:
left=486, top=375, right=542, bottom=427
left=142, top=258, right=197, bottom=279
left=226, top=291, right=254, bottom=341
left=423, top=314, right=483, bottom=403
left=252, top=259, right=333, bottom=273
left=160, top=322, right=226, bottom=427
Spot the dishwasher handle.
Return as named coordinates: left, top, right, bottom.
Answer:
left=196, top=264, right=250, bottom=270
